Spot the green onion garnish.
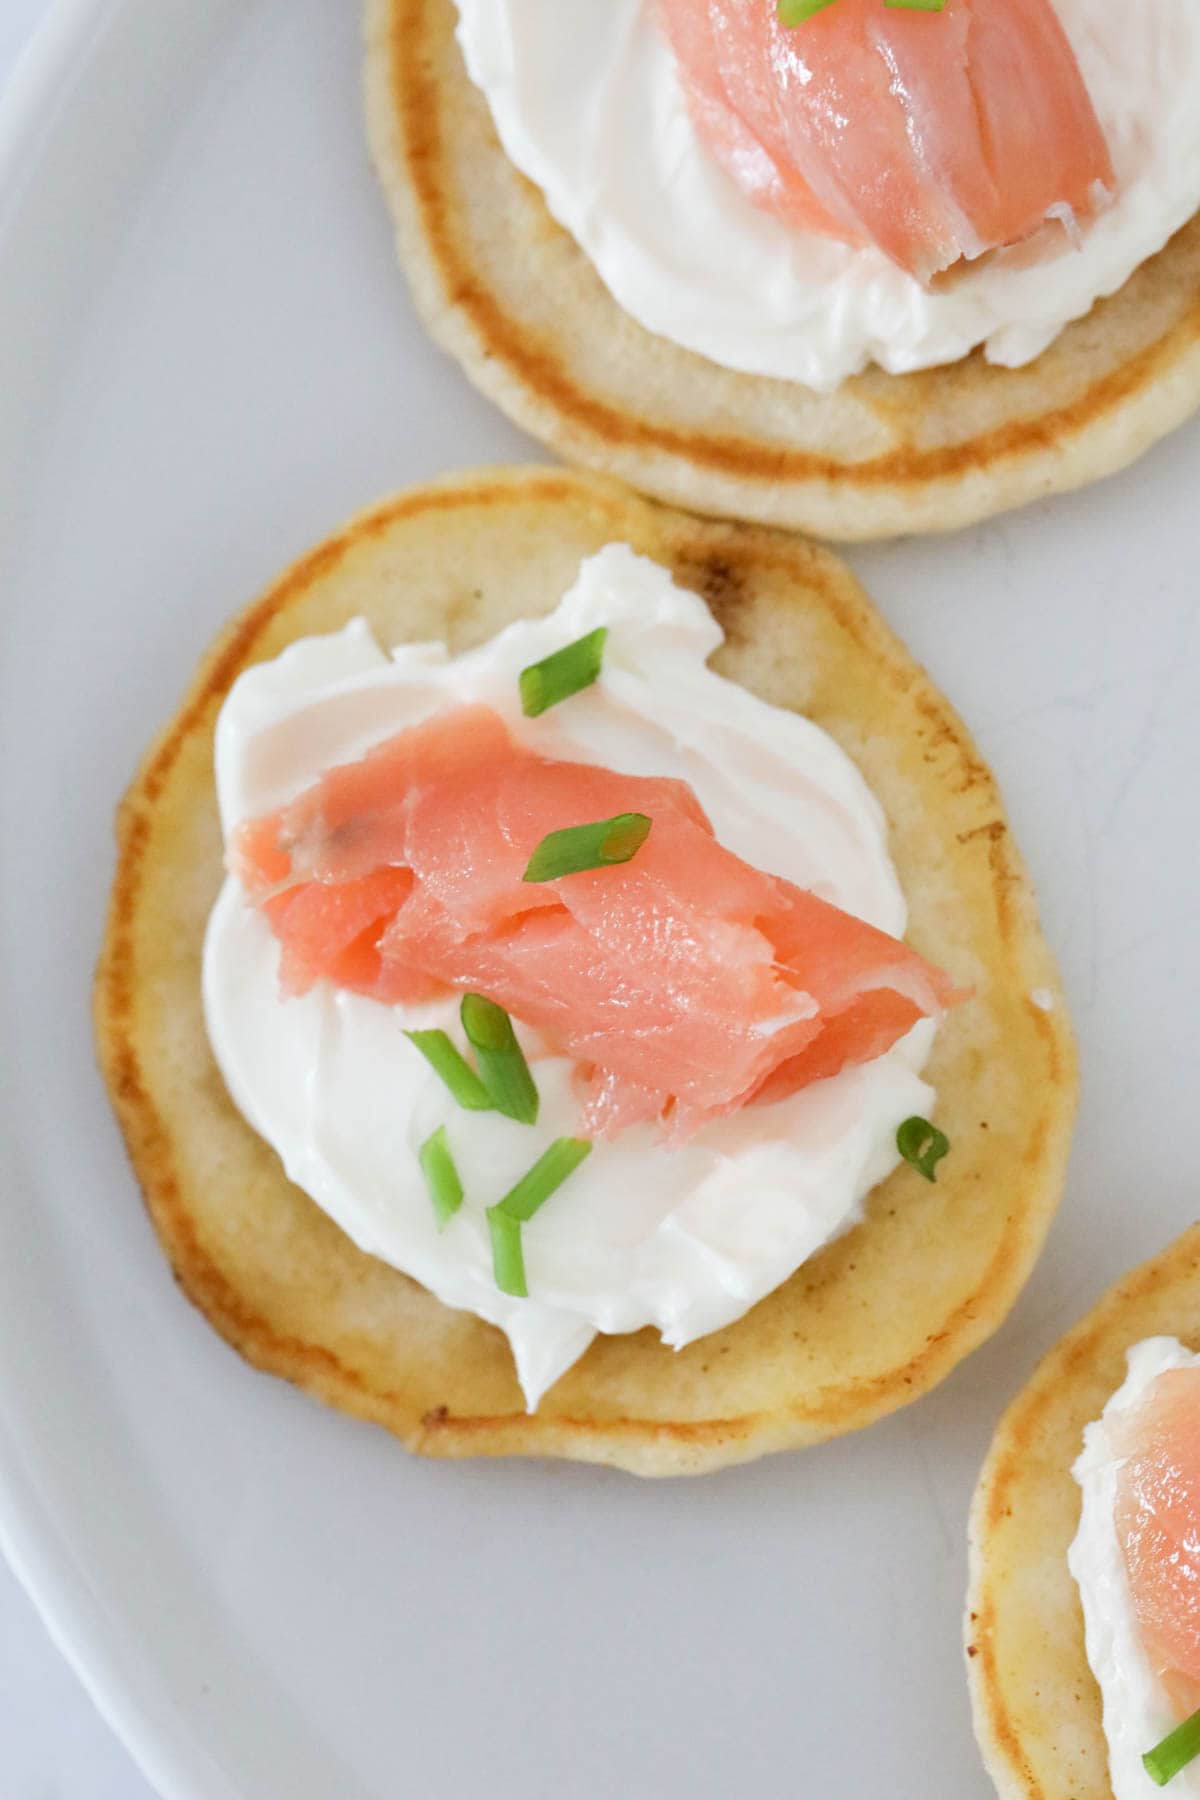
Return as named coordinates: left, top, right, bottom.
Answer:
left=1144, top=1709, right=1200, bottom=1787
left=404, top=1028, right=492, bottom=1111
left=777, top=0, right=838, bottom=21
left=896, top=1115, right=951, bottom=1182
left=523, top=813, right=651, bottom=884
left=779, top=0, right=943, bottom=21
left=519, top=627, right=608, bottom=718
left=418, top=1125, right=464, bottom=1228
left=487, top=1137, right=593, bottom=1298
left=460, top=994, right=539, bottom=1125
left=488, top=1207, right=527, bottom=1298
left=495, top=1137, right=592, bottom=1222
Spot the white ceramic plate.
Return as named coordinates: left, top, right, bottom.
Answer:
left=1, top=2, right=1198, bottom=1794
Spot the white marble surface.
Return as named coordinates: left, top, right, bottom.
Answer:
left=0, top=17, right=155, bottom=1800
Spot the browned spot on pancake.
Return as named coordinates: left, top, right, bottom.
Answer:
left=1029, top=999, right=1066, bottom=1086
left=916, top=693, right=991, bottom=792
left=953, top=817, right=1021, bottom=943
left=673, top=552, right=752, bottom=647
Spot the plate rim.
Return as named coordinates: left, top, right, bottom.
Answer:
left=0, top=12, right=243, bottom=1796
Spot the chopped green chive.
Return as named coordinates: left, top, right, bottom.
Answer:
left=897, top=1115, right=951, bottom=1182
left=404, top=1028, right=492, bottom=1111
left=495, top=1138, right=593, bottom=1223
left=519, top=627, right=608, bottom=718
left=488, top=1207, right=527, bottom=1298
left=523, top=813, right=651, bottom=884
left=418, top=1125, right=464, bottom=1229
left=779, top=0, right=942, bottom=20
left=777, top=0, right=838, bottom=21
left=460, top=994, right=539, bottom=1125
left=1144, top=1708, right=1200, bottom=1787
left=487, top=1138, right=593, bottom=1298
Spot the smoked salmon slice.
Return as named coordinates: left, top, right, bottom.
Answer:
left=1115, top=1368, right=1200, bottom=1716
left=656, top=0, right=1114, bottom=282
left=233, top=704, right=961, bottom=1139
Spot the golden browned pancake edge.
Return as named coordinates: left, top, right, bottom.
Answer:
left=363, top=0, right=1200, bottom=542
left=95, top=466, right=1076, bottom=1475
left=967, top=1223, right=1200, bottom=1798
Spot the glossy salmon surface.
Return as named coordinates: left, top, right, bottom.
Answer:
left=234, top=704, right=961, bottom=1138
left=656, top=0, right=1114, bottom=281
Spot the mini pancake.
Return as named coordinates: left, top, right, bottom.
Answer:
left=363, top=0, right=1200, bottom=543
left=94, top=466, right=1076, bottom=1476
left=966, top=1223, right=1200, bottom=1799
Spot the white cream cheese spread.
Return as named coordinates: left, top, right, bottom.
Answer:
left=452, top=0, right=1200, bottom=391
left=203, top=546, right=936, bottom=1408
left=1070, top=1337, right=1200, bottom=1799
